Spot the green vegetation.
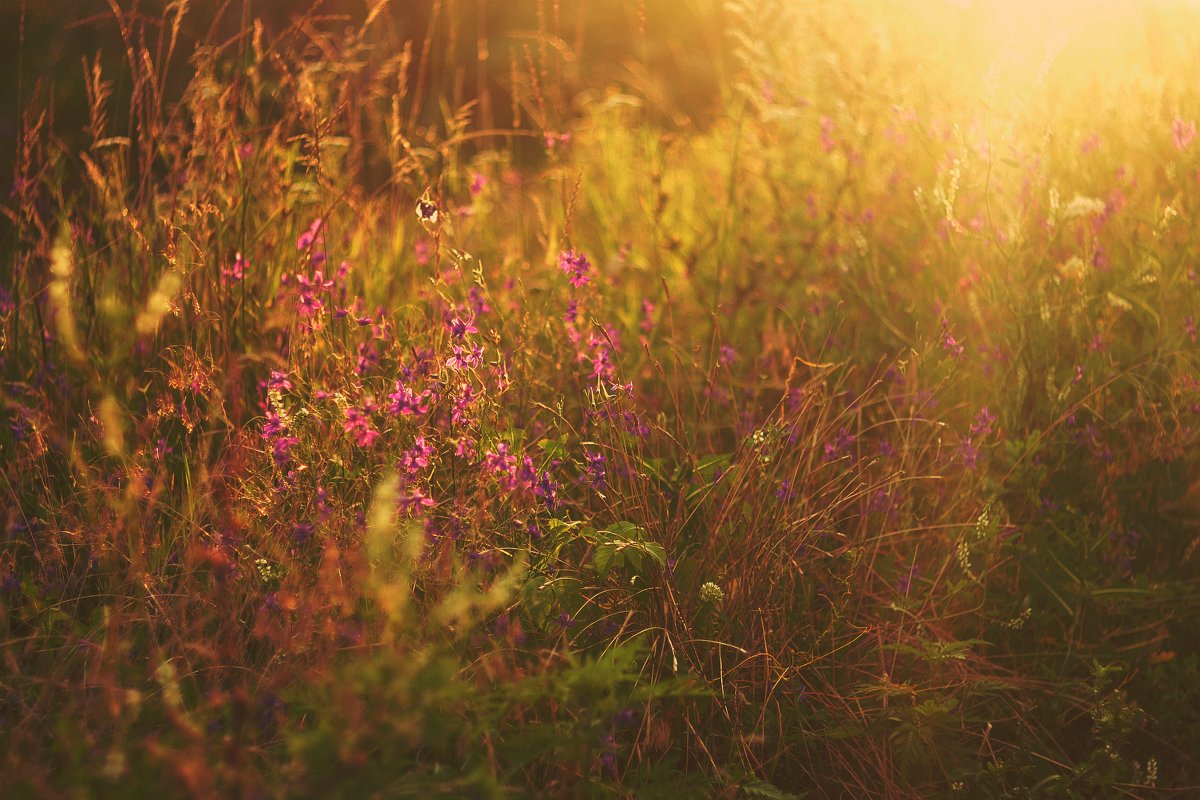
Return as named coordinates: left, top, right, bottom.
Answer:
left=3, top=1, right=1200, bottom=796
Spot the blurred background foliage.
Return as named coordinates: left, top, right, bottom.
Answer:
left=0, top=0, right=727, bottom=185
left=6, top=0, right=1199, bottom=192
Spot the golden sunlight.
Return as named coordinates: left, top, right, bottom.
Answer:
left=6, top=0, right=1200, bottom=794
left=840, top=0, right=1200, bottom=119
left=946, top=0, right=1200, bottom=72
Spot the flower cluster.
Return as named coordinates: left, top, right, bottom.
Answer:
left=558, top=249, right=592, bottom=288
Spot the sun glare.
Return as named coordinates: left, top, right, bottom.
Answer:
left=947, top=0, right=1200, bottom=68
left=850, top=0, right=1200, bottom=117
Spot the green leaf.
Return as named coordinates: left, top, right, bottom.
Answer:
left=538, top=435, right=568, bottom=462
left=639, top=540, right=667, bottom=567
left=696, top=452, right=733, bottom=481
left=593, top=541, right=621, bottom=577
left=603, top=520, right=643, bottom=539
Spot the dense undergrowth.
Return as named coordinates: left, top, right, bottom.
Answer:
left=3, top=1, right=1200, bottom=797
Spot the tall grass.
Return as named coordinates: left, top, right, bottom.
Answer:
left=3, top=1, right=1200, bottom=797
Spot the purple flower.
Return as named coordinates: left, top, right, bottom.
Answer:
left=469, top=172, right=488, bottom=196
left=297, top=291, right=324, bottom=318
left=959, top=439, right=980, bottom=469
left=446, top=342, right=483, bottom=371
left=490, top=612, right=526, bottom=644
left=897, top=564, right=921, bottom=594
left=415, top=239, right=432, bottom=265
left=640, top=299, right=656, bottom=332
left=535, top=471, right=559, bottom=511
left=262, top=410, right=285, bottom=438
left=399, top=436, right=435, bottom=475
left=599, top=733, right=617, bottom=775
left=450, top=383, right=476, bottom=426
left=517, top=456, right=538, bottom=489
left=484, top=443, right=519, bottom=489
left=455, top=436, right=477, bottom=459
left=1173, top=116, right=1196, bottom=151
left=941, top=328, right=965, bottom=359
left=820, top=115, right=837, bottom=152
left=388, top=382, right=432, bottom=416
left=970, top=407, right=997, bottom=438
left=356, top=341, right=380, bottom=376
left=447, top=313, right=478, bottom=340
left=292, top=522, right=315, bottom=545
left=295, top=270, right=334, bottom=293
left=584, top=449, right=607, bottom=489
left=558, top=249, right=591, bottom=288
left=222, top=252, right=247, bottom=284
left=823, top=427, right=857, bottom=462
left=344, top=405, right=380, bottom=448
left=271, top=435, right=300, bottom=466
left=468, top=286, right=491, bottom=315
left=869, top=488, right=897, bottom=515
left=269, top=371, right=294, bottom=392
left=296, top=217, right=323, bottom=252
left=544, top=131, right=571, bottom=150
left=397, top=484, right=436, bottom=513
left=583, top=332, right=616, bottom=381
left=261, top=405, right=302, bottom=467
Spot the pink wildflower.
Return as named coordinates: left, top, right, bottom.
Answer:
left=344, top=405, right=380, bottom=448
left=415, top=239, right=432, bottom=266
left=1173, top=117, right=1196, bottom=151
left=297, top=217, right=323, bottom=252
left=558, top=250, right=591, bottom=288
left=222, top=252, right=246, bottom=284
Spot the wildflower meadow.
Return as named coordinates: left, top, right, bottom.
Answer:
left=3, top=0, right=1200, bottom=797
